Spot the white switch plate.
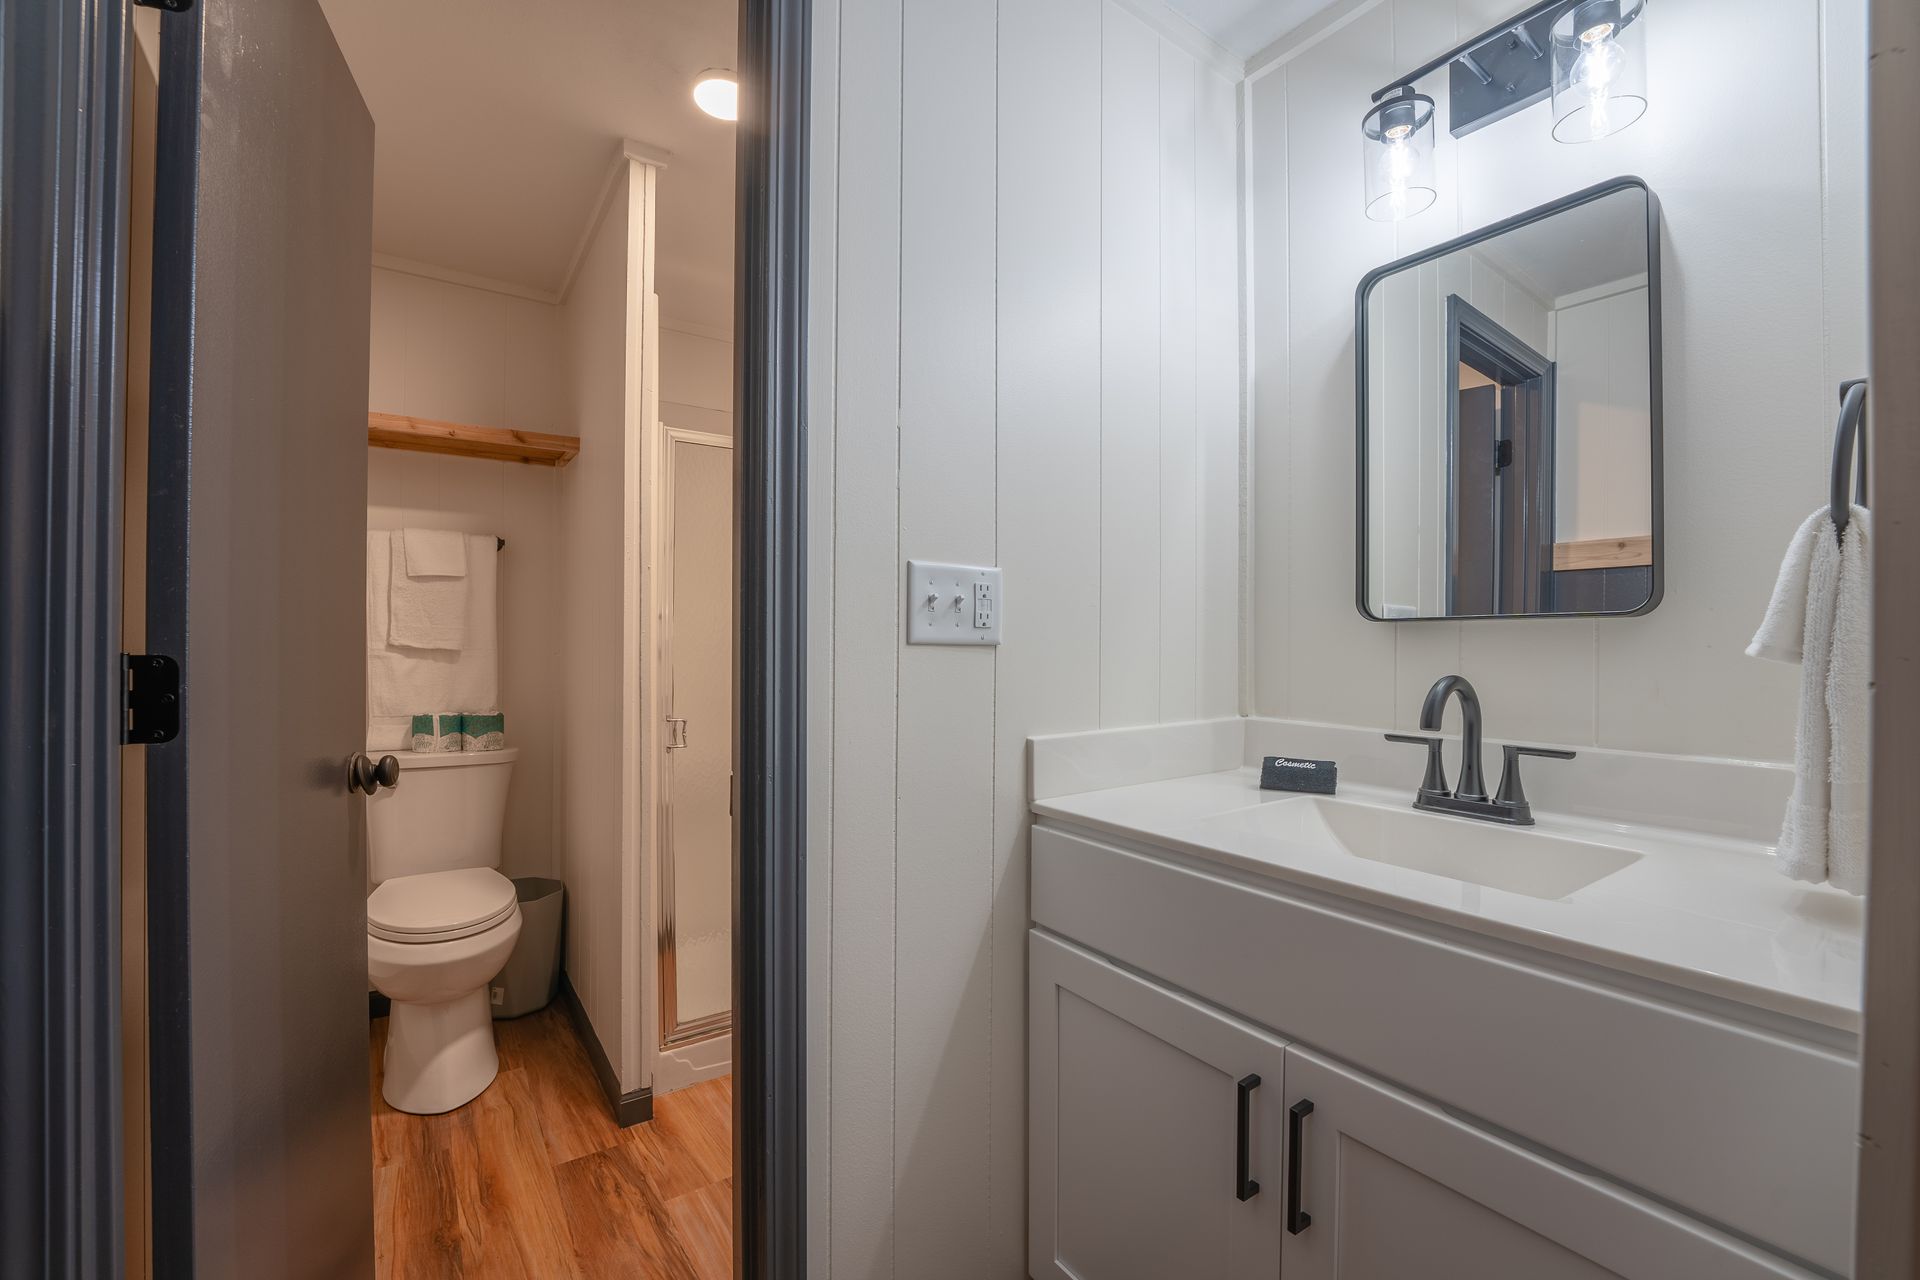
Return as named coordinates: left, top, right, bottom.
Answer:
left=907, top=561, right=1003, bottom=646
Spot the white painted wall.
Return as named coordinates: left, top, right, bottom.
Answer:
left=1249, top=0, right=1866, bottom=759
left=807, top=0, right=1241, bottom=1274
left=661, top=325, right=734, bottom=438
left=1553, top=282, right=1653, bottom=542
left=555, top=162, right=665, bottom=1092
left=365, top=266, right=566, bottom=882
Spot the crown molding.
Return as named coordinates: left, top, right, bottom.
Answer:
left=370, top=253, right=560, bottom=305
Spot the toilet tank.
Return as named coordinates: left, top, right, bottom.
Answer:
left=366, top=748, right=518, bottom=883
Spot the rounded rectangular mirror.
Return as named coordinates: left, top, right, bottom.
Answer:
left=1357, top=178, right=1662, bottom=620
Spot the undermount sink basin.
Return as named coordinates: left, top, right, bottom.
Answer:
left=1196, top=795, right=1643, bottom=900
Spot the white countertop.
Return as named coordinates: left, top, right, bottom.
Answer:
left=1033, top=768, right=1865, bottom=1032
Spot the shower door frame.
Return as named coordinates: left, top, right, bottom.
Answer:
left=657, top=426, right=738, bottom=1054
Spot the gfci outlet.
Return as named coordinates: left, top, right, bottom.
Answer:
left=907, top=561, right=1003, bottom=646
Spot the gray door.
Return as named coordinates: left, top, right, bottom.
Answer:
left=144, top=0, right=375, bottom=1274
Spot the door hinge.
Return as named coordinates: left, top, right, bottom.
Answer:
left=666, top=717, right=689, bottom=750
left=124, top=653, right=181, bottom=745
left=1493, top=438, right=1514, bottom=472
left=133, top=0, right=193, bottom=11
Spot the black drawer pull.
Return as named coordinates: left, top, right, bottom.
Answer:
left=1287, top=1098, right=1314, bottom=1234
left=1235, top=1074, right=1261, bottom=1202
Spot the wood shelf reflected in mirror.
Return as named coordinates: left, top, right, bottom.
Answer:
left=1553, top=535, right=1654, bottom=572
left=367, top=411, right=579, bottom=467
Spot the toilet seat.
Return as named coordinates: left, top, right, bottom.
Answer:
left=368, top=867, right=517, bottom=944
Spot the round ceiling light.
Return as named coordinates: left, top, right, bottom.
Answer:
left=693, top=70, right=738, bottom=122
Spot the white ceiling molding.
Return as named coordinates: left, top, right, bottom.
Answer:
left=661, top=318, right=734, bottom=344
left=370, top=253, right=562, bottom=306
left=1112, top=0, right=1248, bottom=81
left=555, top=139, right=670, bottom=305
left=1244, top=0, right=1388, bottom=84
left=622, top=137, right=674, bottom=170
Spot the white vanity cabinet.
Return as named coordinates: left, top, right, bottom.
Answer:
left=1281, top=1045, right=1818, bottom=1280
left=1028, top=932, right=1290, bottom=1280
left=1030, top=929, right=1822, bottom=1280
left=1027, top=805, right=1857, bottom=1279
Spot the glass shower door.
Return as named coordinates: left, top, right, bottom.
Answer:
left=661, top=430, right=734, bottom=1044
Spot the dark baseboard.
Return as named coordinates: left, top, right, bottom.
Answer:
left=559, top=971, right=652, bottom=1128
left=369, top=991, right=390, bottom=1019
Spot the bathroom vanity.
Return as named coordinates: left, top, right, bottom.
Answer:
left=1027, top=722, right=1861, bottom=1280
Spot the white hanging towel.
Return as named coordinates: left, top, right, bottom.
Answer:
left=388, top=526, right=469, bottom=650
left=402, top=525, right=468, bottom=578
left=1746, top=506, right=1871, bottom=894
left=366, top=531, right=499, bottom=749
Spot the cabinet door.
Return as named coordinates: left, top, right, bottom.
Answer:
left=1280, top=1046, right=1820, bottom=1280
left=1030, top=931, right=1289, bottom=1280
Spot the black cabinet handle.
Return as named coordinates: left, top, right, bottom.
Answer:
left=1287, top=1098, right=1314, bottom=1234
left=1235, top=1074, right=1261, bottom=1202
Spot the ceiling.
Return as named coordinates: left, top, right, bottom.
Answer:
left=1473, top=190, right=1649, bottom=304
left=318, top=0, right=737, bottom=332
left=1163, top=0, right=1334, bottom=57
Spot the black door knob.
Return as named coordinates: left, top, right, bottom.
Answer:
left=349, top=752, right=403, bottom=795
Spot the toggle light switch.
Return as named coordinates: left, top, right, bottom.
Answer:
left=907, top=561, right=1003, bottom=646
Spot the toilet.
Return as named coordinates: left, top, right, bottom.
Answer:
left=366, top=747, right=524, bottom=1115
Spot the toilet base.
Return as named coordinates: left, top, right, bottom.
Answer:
left=383, top=987, right=500, bottom=1114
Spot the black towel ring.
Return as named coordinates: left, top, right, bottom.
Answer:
left=1831, top=378, right=1868, bottom=542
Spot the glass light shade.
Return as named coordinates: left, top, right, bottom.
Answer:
left=1360, top=88, right=1437, bottom=222
left=1551, top=0, right=1648, bottom=143
left=693, top=71, right=738, bottom=122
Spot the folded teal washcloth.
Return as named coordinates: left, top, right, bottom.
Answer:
left=433, top=713, right=464, bottom=752
left=462, top=713, right=506, bottom=751
left=408, top=714, right=435, bottom=753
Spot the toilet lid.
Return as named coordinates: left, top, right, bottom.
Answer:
left=368, top=867, right=516, bottom=943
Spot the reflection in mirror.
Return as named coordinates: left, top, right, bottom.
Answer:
left=1358, top=180, right=1660, bottom=620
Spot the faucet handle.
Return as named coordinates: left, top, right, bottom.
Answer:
left=1385, top=733, right=1450, bottom=800
left=1495, top=744, right=1576, bottom=810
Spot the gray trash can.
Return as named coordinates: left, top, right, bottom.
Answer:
left=491, top=877, right=564, bottom=1019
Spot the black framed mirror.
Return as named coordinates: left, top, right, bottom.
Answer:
left=1356, top=177, right=1663, bottom=621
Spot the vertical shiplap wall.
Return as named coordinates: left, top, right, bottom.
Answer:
left=365, top=267, right=566, bottom=884
left=557, top=176, right=636, bottom=1085
left=1249, top=0, right=1867, bottom=760
left=811, top=0, right=1242, bottom=1273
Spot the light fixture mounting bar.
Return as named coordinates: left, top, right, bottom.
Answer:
left=1370, top=0, right=1582, bottom=137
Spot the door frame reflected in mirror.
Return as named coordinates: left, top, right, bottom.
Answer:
left=1354, top=175, right=1664, bottom=623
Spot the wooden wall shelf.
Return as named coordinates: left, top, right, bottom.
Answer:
left=368, top=411, right=579, bottom=467
left=1553, top=534, right=1653, bottom=572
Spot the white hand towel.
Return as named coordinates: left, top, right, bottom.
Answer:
left=388, top=529, right=469, bottom=650
left=402, top=526, right=468, bottom=578
left=1825, top=510, right=1871, bottom=894
left=1745, top=510, right=1822, bottom=663
left=367, top=532, right=499, bottom=748
left=1748, top=507, right=1871, bottom=894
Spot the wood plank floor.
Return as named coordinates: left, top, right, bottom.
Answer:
left=371, top=1007, right=732, bottom=1279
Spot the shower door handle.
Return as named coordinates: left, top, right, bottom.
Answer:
left=666, top=718, right=689, bottom=750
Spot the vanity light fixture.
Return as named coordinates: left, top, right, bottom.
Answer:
left=1361, top=87, right=1437, bottom=223
left=693, top=69, right=738, bottom=122
left=1359, top=0, right=1649, bottom=216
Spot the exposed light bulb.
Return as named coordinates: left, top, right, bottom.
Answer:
left=1571, top=31, right=1625, bottom=138
left=693, top=71, right=737, bottom=122
left=1377, top=137, right=1415, bottom=219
